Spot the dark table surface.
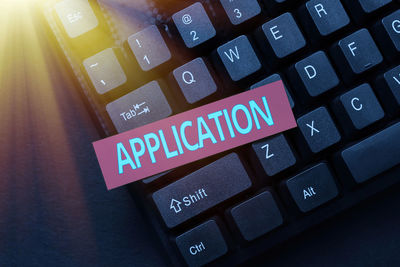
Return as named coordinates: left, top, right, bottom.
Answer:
left=1, top=3, right=400, bottom=266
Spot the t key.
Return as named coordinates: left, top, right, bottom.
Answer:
left=331, top=29, right=383, bottom=82
left=297, top=107, right=341, bottom=153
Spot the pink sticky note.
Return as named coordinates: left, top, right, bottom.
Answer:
left=93, top=80, right=297, bottom=190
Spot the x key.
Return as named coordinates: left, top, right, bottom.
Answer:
left=297, top=107, right=341, bottom=153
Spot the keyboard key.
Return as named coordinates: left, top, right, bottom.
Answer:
left=83, top=48, right=127, bottom=94
left=331, top=29, right=383, bottom=82
left=106, top=81, right=172, bottom=133
left=340, top=122, right=400, bottom=183
left=127, top=25, right=171, bottom=71
left=230, top=191, right=283, bottom=241
left=345, top=0, right=392, bottom=15
left=142, top=170, right=172, bottom=184
left=172, top=57, right=218, bottom=104
left=250, top=74, right=295, bottom=108
left=375, top=65, right=400, bottom=112
left=297, top=107, right=341, bottom=153
left=176, top=220, right=228, bottom=266
left=258, top=12, right=306, bottom=60
left=284, top=163, right=339, bottom=212
left=251, top=134, right=296, bottom=176
left=219, top=0, right=261, bottom=25
left=217, top=35, right=262, bottom=81
left=373, top=10, right=400, bottom=58
left=54, top=0, right=98, bottom=38
left=172, top=2, right=216, bottom=48
left=289, top=51, right=339, bottom=98
left=333, top=84, right=384, bottom=132
left=152, top=153, right=252, bottom=228
left=303, top=0, right=350, bottom=37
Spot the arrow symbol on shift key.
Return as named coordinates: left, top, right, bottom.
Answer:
left=170, top=198, right=182, bottom=213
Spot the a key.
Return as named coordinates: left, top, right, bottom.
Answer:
left=152, top=153, right=252, bottom=228
left=301, top=0, right=350, bottom=38
left=219, top=0, right=261, bottom=25
left=216, top=35, right=262, bottom=81
left=257, top=12, right=306, bottom=61
left=284, top=163, right=339, bottom=212
left=127, top=25, right=171, bottom=71
left=172, top=57, right=218, bottom=104
left=250, top=74, right=295, bottom=108
left=230, top=191, right=283, bottom=241
left=172, top=2, right=216, bottom=48
left=83, top=48, right=127, bottom=94
left=297, top=107, right=341, bottom=153
left=339, top=122, right=400, bottom=183
left=343, top=0, right=392, bottom=21
left=176, top=220, right=228, bottom=266
left=331, top=29, right=383, bottom=82
left=106, top=80, right=172, bottom=133
left=373, top=10, right=400, bottom=59
left=288, top=51, right=339, bottom=99
left=251, top=134, right=296, bottom=176
left=333, top=84, right=384, bottom=132
left=375, top=65, right=400, bottom=112
left=54, top=0, right=99, bottom=38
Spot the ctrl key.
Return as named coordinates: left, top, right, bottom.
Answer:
left=176, top=220, right=228, bottom=267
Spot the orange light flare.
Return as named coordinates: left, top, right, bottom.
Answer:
left=0, top=0, right=99, bottom=259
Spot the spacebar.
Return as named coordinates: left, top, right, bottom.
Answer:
left=341, top=122, right=400, bottom=183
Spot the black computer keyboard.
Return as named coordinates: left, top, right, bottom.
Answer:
left=44, top=0, right=400, bottom=266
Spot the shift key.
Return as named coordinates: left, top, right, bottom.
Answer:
left=152, top=153, right=252, bottom=228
